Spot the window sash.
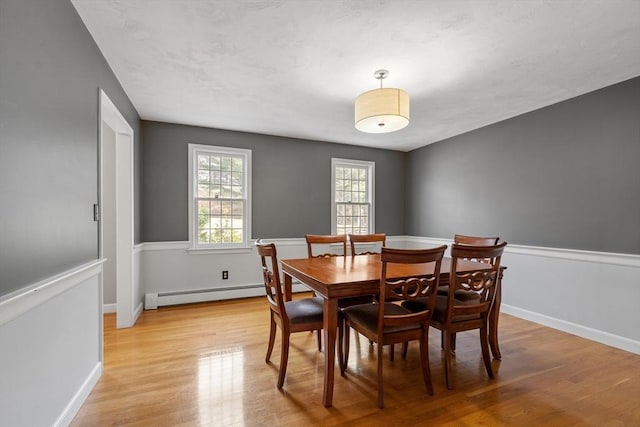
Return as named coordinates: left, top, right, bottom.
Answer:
left=331, top=159, right=374, bottom=235
left=189, top=144, right=251, bottom=249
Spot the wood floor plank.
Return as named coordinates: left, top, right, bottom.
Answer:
left=71, top=295, right=639, bottom=426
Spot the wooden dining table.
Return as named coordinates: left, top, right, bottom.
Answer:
left=281, top=253, right=505, bottom=407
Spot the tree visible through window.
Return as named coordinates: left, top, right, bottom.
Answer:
left=332, top=159, right=374, bottom=235
left=189, top=144, right=251, bottom=249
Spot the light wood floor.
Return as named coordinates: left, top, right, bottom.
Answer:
left=72, top=295, right=639, bottom=426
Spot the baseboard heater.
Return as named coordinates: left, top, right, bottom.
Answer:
left=144, top=281, right=308, bottom=309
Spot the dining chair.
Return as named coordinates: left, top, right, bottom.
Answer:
left=305, top=234, right=347, bottom=258
left=349, top=233, right=386, bottom=255
left=339, top=246, right=447, bottom=408
left=306, top=234, right=378, bottom=369
left=257, top=243, right=325, bottom=389
left=442, top=235, right=500, bottom=353
left=425, top=242, right=506, bottom=389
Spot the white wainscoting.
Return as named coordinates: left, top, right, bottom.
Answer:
left=139, top=236, right=639, bottom=354
left=0, top=260, right=104, bottom=427
left=405, top=236, right=640, bottom=355
left=140, top=236, right=407, bottom=308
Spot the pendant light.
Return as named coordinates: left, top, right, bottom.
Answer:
left=354, top=69, right=410, bottom=133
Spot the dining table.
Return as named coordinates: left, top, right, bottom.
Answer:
left=280, top=253, right=505, bottom=407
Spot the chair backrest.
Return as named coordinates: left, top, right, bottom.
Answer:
left=349, top=233, right=386, bottom=256
left=257, top=243, right=287, bottom=320
left=378, top=246, right=447, bottom=333
left=446, top=242, right=507, bottom=322
left=454, top=234, right=500, bottom=264
left=305, top=234, right=347, bottom=258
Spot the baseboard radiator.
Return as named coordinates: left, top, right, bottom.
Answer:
left=144, top=282, right=308, bottom=309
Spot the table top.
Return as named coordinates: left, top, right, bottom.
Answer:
left=281, top=254, right=492, bottom=299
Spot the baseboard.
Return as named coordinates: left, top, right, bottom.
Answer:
left=53, top=362, right=102, bottom=427
left=103, top=303, right=116, bottom=313
left=502, top=304, right=640, bottom=355
left=134, top=301, right=143, bottom=321
left=145, top=282, right=309, bottom=309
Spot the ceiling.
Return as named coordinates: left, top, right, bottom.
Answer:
left=71, top=0, right=640, bottom=152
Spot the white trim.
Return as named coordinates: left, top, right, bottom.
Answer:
left=99, top=89, right=136, bottom=329
left=53, top=362, right=102, bottom=427
left=0, top=259, right=105, bottom=327
left=146, top=282, right=309, bottom=308
left=188, top=143, right=252, bottom=250
left=502, top=304, right=640, bottom=355
left=103, top=303, right=117, bottom=313
left=404, top=235, right=640, bottom=267
left=331, top=158, right=375, bottom=235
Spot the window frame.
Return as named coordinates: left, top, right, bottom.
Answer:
left=331, top=158, right=375, bottom=236
left=188, top=143, right=252, bottom=251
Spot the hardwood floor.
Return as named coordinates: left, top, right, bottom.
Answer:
left=72, top=295, right=639, bottom=426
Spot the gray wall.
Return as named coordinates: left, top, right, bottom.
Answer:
left=407, top=77, right=640, bottom=254
left=142, top=121, right=406, bottom=241
left=0, top=0, right=142, bottom=297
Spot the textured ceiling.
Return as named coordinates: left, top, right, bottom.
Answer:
left=71, top=0, right=640, bottom=152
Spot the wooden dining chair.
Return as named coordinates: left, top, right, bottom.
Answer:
left=442, top=235, right=500, bottom=354
left=257, top=243, right=325, bottom=389
left=305, top=234, right=347, bottom=258
left=339, top=246, right=447, bottom=408
left=306, top=234, right=379, bottom=368
left=349, top=233, right=386, bottom=256
left=429, top=242, right=507, bottom=389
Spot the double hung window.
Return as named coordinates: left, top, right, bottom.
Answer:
left=188, top=144, right=251, bottom=249
left=331, top=158, right=375, bottom=235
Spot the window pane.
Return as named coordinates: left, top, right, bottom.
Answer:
left=221, top=157, right=232, bottom=171
left=198, top=155, right=209, bottom=170
left=231, top=157, right=243, bottom=172
left=210, top=156, right=221, bottom=170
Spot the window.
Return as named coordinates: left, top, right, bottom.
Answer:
left=332, top=158, right=374, bottom=235
left=188, top=144, right=251, bottom=249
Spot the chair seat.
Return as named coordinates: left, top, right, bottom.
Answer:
left=432, top=295, right=481, bottom=323
left=343, top=302, right=420, bottom=334
left=403, top=295, right=481, bottom=323
left=284, top=297, right=324, bottom=325
left=338, top=295, right=375, bottom=308
left=437, top=286, right=479, bottom=301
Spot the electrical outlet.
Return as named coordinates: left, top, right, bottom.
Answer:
left=222, top=270, right=229, bottom=280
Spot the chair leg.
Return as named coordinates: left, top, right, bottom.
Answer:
left=480, top=325, right=494, bottom=379
left=316, top=330, right=322, bottom=352
left=419, top=330, right=434, bottom=395
left=443, top=329, right=453, bottom=390
left=338, top=321, right=346, bottom=375
left=451, top=332, right=457, bottom=352
left=277, top=331, right=290, bottom=389
left=377, top=341, right=384, bottom=409
left=341, top=323, right=350, bottom=375
left=389, top=344, right=395, bottom=361
left=266, top=313, right=276, bottom=363
left=401, top=341, right=408, bottom=359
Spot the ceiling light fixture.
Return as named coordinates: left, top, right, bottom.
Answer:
left=354, top=69, right=410, bottom=133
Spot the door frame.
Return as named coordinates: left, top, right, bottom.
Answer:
left=99, top=89, right=135, bottom=328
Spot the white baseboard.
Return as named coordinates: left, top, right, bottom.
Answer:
left=145, top=283, right=309, bottom=309
left=134, top=301, right=143, bottom=321
left=53, top=362, right=102, bottom=427
left=103, top=303, right=116, bottom=313
left=502, top=304, right=640, bottom=355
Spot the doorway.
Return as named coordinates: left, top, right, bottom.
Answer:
left=99, top=89, right=136, bottom=328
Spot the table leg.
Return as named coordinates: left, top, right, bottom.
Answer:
left=489, top=270, right=503, bottom=360
left=322, top=298, right=338, bottom=407
left=283, top=273, right=293, bottom=302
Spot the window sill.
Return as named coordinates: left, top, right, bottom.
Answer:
left=187, top=246, right=254, bottom=255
